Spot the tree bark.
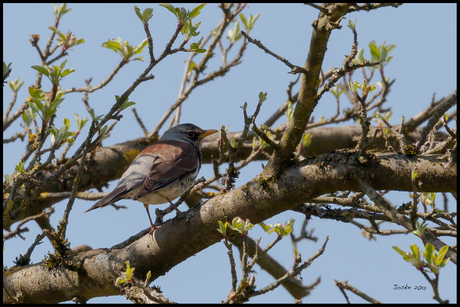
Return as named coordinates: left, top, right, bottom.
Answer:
left=3, top=151, right=456, bottom=303
left=4, top=125, right=445, bottom=229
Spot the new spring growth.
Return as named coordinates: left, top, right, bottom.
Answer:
left=217, top=217, right=254, bottom=237
left=259, top=218, right=295, bottom=238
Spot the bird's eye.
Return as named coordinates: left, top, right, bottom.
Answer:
left=187, top=131, right=196, bottom=138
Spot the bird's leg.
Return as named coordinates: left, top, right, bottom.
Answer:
left=164, top=196, right=186, bottom=219
left=144, top=204, right=158, bottom=235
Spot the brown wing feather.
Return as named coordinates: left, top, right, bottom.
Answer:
left=133, top=141, right=199, bottom=200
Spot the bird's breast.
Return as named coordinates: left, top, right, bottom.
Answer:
left=135, top=169, right=199, bottom=205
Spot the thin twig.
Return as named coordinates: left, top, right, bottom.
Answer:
left=241, top=31, right=307, bottom=75
left=132, top=108, right=149, bottom=136
left=416, top=90, right=457, bottom=152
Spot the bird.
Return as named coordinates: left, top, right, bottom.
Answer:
left=84, top=123, right=218, bottom=234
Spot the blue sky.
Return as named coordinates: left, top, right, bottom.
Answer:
left=3, top=3, right=457, bottom=303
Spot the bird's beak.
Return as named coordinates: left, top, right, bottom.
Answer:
left=198, top=129, right=218, bottom=139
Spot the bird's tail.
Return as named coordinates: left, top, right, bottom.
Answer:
left=84, top=201, right=105, bottom=213
left=84, top=186, right=129, bottom=213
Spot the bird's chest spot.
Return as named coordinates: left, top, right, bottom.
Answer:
left=161, top=170, right=198, bottom=197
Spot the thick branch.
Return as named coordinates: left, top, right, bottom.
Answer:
left=266, top=3, right=351, bottom=176
left=3, top=151, right=456, bottom=303
left=3, top=125, right=449, bottom=229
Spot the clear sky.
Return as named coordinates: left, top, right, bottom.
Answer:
left=3, top=3, right=457, bottom=303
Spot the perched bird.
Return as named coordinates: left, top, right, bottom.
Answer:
left=85, top=123, right=218, bottom=234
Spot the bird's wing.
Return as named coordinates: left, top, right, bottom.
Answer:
left=133, top=141, right=199, bottom=200
left=84, top=151, right=157, bottom=212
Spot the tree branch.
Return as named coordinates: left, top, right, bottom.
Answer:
left=3, top=151, right=456, bottom=303
left=266, top=3, right=352, bottom=176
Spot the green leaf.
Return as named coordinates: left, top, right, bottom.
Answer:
left=31, top=65, right=50, bottom=77
left=142, top=8, right=154, bottom=22
left=99, top=125, right=109, bottom=140
left=74, top=38, right=85, bottom=46
left=258, top=130, right=270, bottom=149
left=385, top=44, right=397, bottom=54
left=63, top=118, right=70, bottom=130
left=347, top=19, right=357, bottom=31
left=239, top=13, right=260, bottom=32
left=134, top=39, right=149, bottom=54
left=102, top=37, right=147, bottom=62
left=188, top=61, right=196, bottom=73
left=120, top=101, right=136, bottom=111
left=134, top=6, right=153, bottom=23
left=22, top=109, right=35, bottom=128
left=383, top=111, right=392, bottom=121
left=379, top=47, right=388, bottom=62
left=116, top=277, right=127, bottom=285
left=424, top=243, right=435, bottom=264
left=58, top=59, right=66, bottom=72
left=286, top=101, right=294, bottom=122
left=124, top=260, right=135, bottom=281
left=227, top=22, right=242, bottom=44
left=160, top=3, right=180, bottom=18
left=15, top=161, right=25, bottom=173
left=190, top=46, right=206, bottom=53
left=411, top=169, right=418, bottom=181
left=217, top=220, right=228, bottom=236
left=269, top=219, right=295, bottom=237
left=393, top=246, right=412, bottom=262
left=28, top=98, right=45, bottom=114
left=53, top=3, right=71, bottom=20
left=188, top=3, right=206, bottom=20
left=369, top=41, right=380, bottom=62
left=184, top=20, right=202, bottom=38
left=8, top=78, right=25, bottom=93
left=240, top=13, right=248, bottom=30
left=303, top=133, right=312, bottom=147
left=351, top=48, right=366, bottom=65
left=141, top=270, right=152, bottom=286
left=410, top=244, right=420, bottom=259
left=412, top=220, right=426, bottom=238
left=349, top=81, right=360, bottom=93
left=284, top=218, right=295, bottom=235
left=48, top=26, right=66, bottom=40
left=134, top=6, right=143, bottom=20
left=74, top=112, right=89, bottom=132
left=436, top=245, right=450, bottom=266
left=258, top=92, right=268, bottom=104
left=159, top=3, right=176, bottom=14
left=89, top=110, right=103, bottom=122
left=3, top=61, right=12, bottom=78
left=330, top=85, right=344, bottom=99
left=131, top=56, right=144, bottom=62
left=49, top=125, right=59, bottom=145
left=51, top=97, right=65, bottom=109
left=420, top=192, right=436, bottom=207
left=259, top=222, right=272, bottom=233
left=383, top=127, right=389, bottom=135
left=228, top=217, right=253, bottom=235
left=101, top=38, right=123, bottom=52
left=4, top=174, right=13, bottom=183
left=60, top=68, right=75, bottom=78
left=28, top=87, right=44, bottom=99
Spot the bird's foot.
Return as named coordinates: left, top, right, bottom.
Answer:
left=174, top=210, right=187, bottom=220
left=149, top=225, right=160, bottom=236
